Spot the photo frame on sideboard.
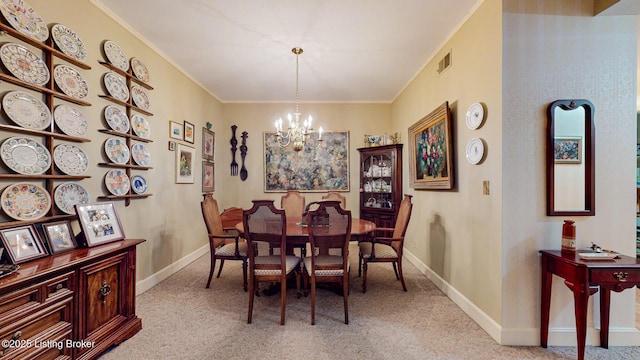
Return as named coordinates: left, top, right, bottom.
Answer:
left=76, top=202, right=125, bottom=247
left=42, top=220, right=78, bottom=254
left=0, top=225, right=49, bottom=264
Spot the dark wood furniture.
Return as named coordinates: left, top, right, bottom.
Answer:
left=358, top=194, right=413, bottom=293
left=358, top=144, right=403, bottom=228
left=304, top=201, right=352, bottom=325
left=321, top=191, right=346, bottom=209
left=201, top=195, right=247, bottom=291
left=539, top=250, right=640, bottom=360
left=0, top=239, right=144, bottom=359
left=280, top=190, right=306, bottom=220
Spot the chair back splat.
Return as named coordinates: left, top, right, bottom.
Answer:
left=281, top=190, right=306, bottom=219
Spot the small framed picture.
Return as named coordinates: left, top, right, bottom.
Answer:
left=176, top=143, right=196, bottom=184
left=202, top=127, right=215, bottom=161
left=0, top=225, right=48, bottom=264
left=554, top=137, right=582, bottom=164
left=42, top=221, right=78, bottom=254
left=168, top=141, right=176, bottom=151
left=76, top=202, right=125, bottom=247
left=169, top=120, right=183, bottom=140
left=202, top=161, right=215, bottom=192
left=184, top=121, right=195, bottom=143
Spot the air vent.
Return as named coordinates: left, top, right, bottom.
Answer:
left=437, top=51, right=452, bottom=74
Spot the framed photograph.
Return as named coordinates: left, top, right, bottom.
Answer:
left=168, top=141, right=176, bottom=151
left=263, top=131, right=350, bottom=192
left=408, top=101, right=454, bottom=190
left=554, top=137, right=582, bottom=164
left=176, top=143, right=196, bottom=183
left=0, top=225, right=48, bottom=264
left=184, top=121, right=195, bottom=143
left=169, top=120, right=183, bottom=140
left=202, top=127, right=215, bottom=160
left=42, top=221, right=78, bottom=254
left=202, top=161, right=215, bottom=192
left=75, top=202, right=125, bottom=247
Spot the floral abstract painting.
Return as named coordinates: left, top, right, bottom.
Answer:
left=263, top=131, right=349, bottom=192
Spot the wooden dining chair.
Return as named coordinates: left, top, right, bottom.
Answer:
left=304, top=201, right=351, bottom=325
left=321, top=191, right=346, bottom=209
left=358, top=194, right=413, bottom=293
left=281, top=190, right=305, bottom=219
left=201, top=194, right=248, bottom=291
left=243, top=200, right=301, bottom=325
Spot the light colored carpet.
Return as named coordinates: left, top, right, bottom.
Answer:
left=99, top=245, right=640, bottom=359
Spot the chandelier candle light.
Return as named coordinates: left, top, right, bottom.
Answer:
left=275, top=47, right=323, bottom=152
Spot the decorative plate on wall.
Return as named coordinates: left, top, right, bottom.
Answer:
left=0, top=136, right=51, bottom=175
left=54, top=65, right=89, bottom=99
left=104, top=137, right=130, bottom=164
left=1, top=182, right=51, bottom=221
left=103, top=72, right=129, bottom=102
left=0, top=0, right=49, bottom=41
left=54, top=104, right=88, bottom=137
left=465, top=137, right=485, bottom=165
left=465, top=102, right=485, bottom=130
left=131, top=57, right=150, bottom=83
left=130, top=175, right=148, bottom=194
left=2, top=90, right=51, bottom=130
left=0, top=42, right=49, bottom=86
left=104, top=105, right=130, bottom=133
left=131, top=85, right=150, bottom=110
left=51, top=23, right=87, bottom=61
left=131, top=114, right=150, bottom=138
left=103, top=40, right=129, bottom=71
left=53, top=144, right=89, bottom=175
left=54, top=182, right=89, bottom=215
left=131, top=143, right=151, bottom=166
left=104, top=169, right=130, bottom=195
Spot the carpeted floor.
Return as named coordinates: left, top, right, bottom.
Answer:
left=99, top=245, right=640, bottom=359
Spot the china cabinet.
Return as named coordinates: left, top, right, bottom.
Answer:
left=98, top=49, right=154, bottom=206
left=358, top=144, right=403, bottom=228
left=0, top=21, right=91, bottom=229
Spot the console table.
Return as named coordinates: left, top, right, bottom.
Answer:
left=539, top=250, right=640, bottom=360
left=0, top=239, right=144, bottom=359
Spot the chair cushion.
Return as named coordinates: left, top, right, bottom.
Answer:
left=359, top=242, right=397, bottom=259
left=303, top=255, right=347, bottom=276
left=215, top=241, right=248, bottom=257
left=254, top=255, right=301, bottom=275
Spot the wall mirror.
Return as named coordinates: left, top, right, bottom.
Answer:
left=546, top=99, right=595, bottom=216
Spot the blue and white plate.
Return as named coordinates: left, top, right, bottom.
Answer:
left=130, top=175, right=148, bottom=194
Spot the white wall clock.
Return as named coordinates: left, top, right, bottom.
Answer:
left=466, top=137, right=485, bottom=165
left=466, top=102, right=485, bottom=130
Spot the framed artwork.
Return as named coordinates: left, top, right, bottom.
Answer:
left=76, top=202, right=125, bottom=247
left=554, top=137, right=582, bottom=164
left=202, top=128, right=215, bottom=160
left=408, top=101, right=454, bottom=190
left=42, top=221, right=78, bottom=254
left=169, top=120, right=183, bottom=140
left=0, top=225, right=48, bottom=264
left=202, top=161, right=215, bottom=192
left=184, top=121, right=195, bottom=143
left=168, top=141, right=175, bottom=151
left=176, top=143, right=196, bottom=183
left=263, top=131, right=350, bottom=192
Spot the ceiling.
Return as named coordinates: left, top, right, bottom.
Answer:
left=93, top=0, right=481, bottom=103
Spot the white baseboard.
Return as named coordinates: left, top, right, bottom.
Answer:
left=136, top=245, right=209, bottom=295
left=403, top=249, right=640, bottom=346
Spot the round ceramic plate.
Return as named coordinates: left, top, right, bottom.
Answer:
left=104, top=137, right=130, bottom=164
left=0, top=42, right=49, bottom=86
left=466, top=102, right=485, bottom=130
left=54, top=65, right=89, bottom=99
left=130, top=114, right=150, bottom=138
left=2, top=90, right=51, bottom=130
left=131, top=85, right=150, bottom=110
left=53, top=104, right=88, bottom=136
left=466, top=137, right=485, bottom=165
left=131, top=143, right=151, bottom=166
left=131, top=57, right=150, bottom=83
left=130, top=175, right=148, bottom=194
left=51, top=23, right=87, bottom=61
left=53, top=144, right=89, bottom=175
left=0, top=136, right=51, bottom=175
left=103, top=40, right=129, bottom=71
left=0, top=0, right=49, bottom=41
left=1, top=182, right=51, bottom=221
left=104, top=169, right=130, bottom=195
left=104, top=105, right=130, bottom=133
left=103, top=72, right=129, bottom=102
left=54, top=182, right=89, bottom=215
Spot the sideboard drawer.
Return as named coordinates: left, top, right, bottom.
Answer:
left=591, top=269, right=640, bottom=284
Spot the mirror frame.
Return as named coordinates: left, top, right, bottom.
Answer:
left=546, top=99, right=595, bottom=216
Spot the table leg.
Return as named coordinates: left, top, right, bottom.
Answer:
left=540, top=256, right=552, bottom=348
left=572, top=282, right=590, bottom=360
left=599, top=287, right=611, bottom=349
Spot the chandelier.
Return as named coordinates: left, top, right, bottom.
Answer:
left=274, top=47, right=323, bottom=152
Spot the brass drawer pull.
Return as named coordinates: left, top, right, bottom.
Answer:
left=613, top=272, right=629, bottom=282
left=54, top=283, right=63, bottom=291
left=99, top=280, right=112, bottom=305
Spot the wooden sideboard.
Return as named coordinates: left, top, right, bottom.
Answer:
left=0, top=239, right=144, bottom=359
